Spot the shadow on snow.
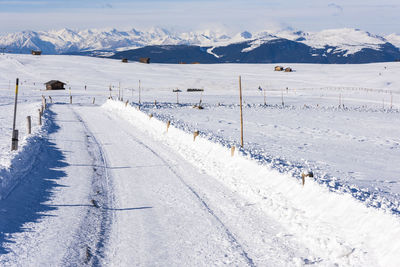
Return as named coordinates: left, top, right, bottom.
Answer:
left=0, top=109, right=68, bottom=255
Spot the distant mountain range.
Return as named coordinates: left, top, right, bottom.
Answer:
left=1, top=27, right=400, bottom=63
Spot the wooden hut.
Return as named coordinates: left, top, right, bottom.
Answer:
left=139, top=57, right=150, bottom=64
left=285, top=67, right=293, bottom=72
left=45, top=80, right=66, bottom=90
left=274, top=66, right=284, bottom=71
left=31, top=50, right=42, bottom=55
left=122, top=58, right=128, bottom=63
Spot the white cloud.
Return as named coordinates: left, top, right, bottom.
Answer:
left=0, top=0, right=399, bottom=35
left=328, top=3, right=344, bottom=15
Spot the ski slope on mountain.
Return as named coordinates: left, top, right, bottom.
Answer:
left=0, top=54, right=399, bottom=266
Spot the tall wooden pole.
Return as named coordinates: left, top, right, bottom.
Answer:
left=239, top=76, right=244, bottom=148
left=263, top=88, right=266, bottom=106
left=12, top=78, right=19, bottom=132
left=390, top=92, right=393, bottom=109
left=139, top=80, right=141, bottom=104
left=69, top=87, right=72, bottom=104
left=118, top=82, right=121, bottom=101
left=11, top=78, right=19, bottom=151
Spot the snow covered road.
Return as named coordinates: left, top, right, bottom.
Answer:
left=77, top=104, right=314, bottom=266
left=1, top=100, right=399, bottom=266
left=1, top=103, right=314, bottom=266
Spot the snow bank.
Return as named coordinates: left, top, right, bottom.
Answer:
left=104, top=100, right=400, bottom=266
left=0, top=108, right=50, bottom=200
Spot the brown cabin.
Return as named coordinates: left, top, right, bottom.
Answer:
left=122, top=58, right=128, bottom=63
left=285, top=67, right=293, bottom=72
left=31, top=50, right=42, bottom=55
left=274, top=66, right=284, bottom=71
left=45, top=80, right=66, bottom=90
left=139, top=57, right=150, bottom=64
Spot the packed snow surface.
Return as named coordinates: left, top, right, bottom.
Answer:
left=0, top=54, right=399, bottom=266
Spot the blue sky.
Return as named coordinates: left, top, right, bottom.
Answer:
left=0, top=0, right=399, bottom=35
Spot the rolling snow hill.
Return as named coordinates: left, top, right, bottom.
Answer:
left=0, top=54, right=400, bottom=266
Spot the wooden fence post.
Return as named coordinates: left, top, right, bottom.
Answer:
left=231, top=146, right=235, bottom=157
left=38, top=109, right=42, bottom=125
left=166, top=120, right=171, bottom=132
left=11, top=130, right=18, bottom=151
left=27, top=116, right=31, bottom=134
left=301, top=172, right=314, bottom=186
left=193, top=130, right=199, bottom=141
left=239, top=76, right=244, bottom=148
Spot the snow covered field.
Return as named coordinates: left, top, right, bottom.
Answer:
left=0, top=54, right=400, bottom=266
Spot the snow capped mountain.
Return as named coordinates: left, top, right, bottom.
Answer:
left=385, top=33, right=400, bottom=49
left=1, top=27, right=399, bottom=63
left=0, top=27, right=238, bottom=54
left=271, top=28, right=388, bottom=55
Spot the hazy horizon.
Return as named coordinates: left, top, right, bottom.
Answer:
left=0, top=0, right=399, bottom=36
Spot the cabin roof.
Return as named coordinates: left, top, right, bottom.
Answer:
left=44, top=80, right=66, bottom=85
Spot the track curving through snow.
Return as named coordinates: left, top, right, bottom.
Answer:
left=75, top=104, right=313, bottom=266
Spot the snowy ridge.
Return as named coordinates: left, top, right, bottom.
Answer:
left=134, top=101, right=400, bottom=215
left=103, top=100, right=400, bottom=266
left=0, top=27, right=240, bottom=54
left=1, top=27, right=399, bottom=56
left=271, top=28, right=388, bottom=55
left=386, top=33, right=400, bottom=49
left=0, top=106, right=48, bottom=200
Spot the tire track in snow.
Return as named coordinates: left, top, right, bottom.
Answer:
left=103, top=112, right=256, bottom=267
left=62, top=105, right=114, bottom=266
